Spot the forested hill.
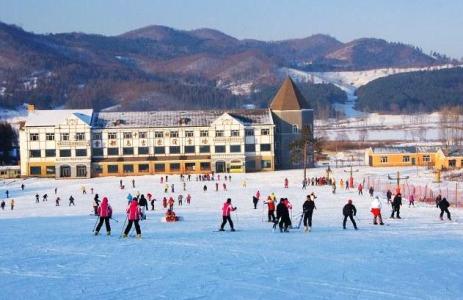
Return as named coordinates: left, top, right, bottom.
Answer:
left=355, top=67, right=463, bottom=113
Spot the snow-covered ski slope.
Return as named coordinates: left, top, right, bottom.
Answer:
left=1, top=167, right=462, bottom=299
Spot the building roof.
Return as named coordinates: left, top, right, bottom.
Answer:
left=442, top=147, right=463, bottom=157
left=371, top=146, right=440, bottom=154
left=26, top=109, right=93, bottom=127
left=269, top=77, right=310, bottom=110
left=91, top=109, right=273, bottom=129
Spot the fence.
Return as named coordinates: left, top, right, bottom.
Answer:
left=364, top=177, right=462, bottom=208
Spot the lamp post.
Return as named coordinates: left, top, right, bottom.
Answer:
left=388, top=171, right=409, bottom=194
left=344, top=155, right=359, bottom=188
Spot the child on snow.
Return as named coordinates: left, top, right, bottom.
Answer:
left=95, top=197, right=112, bottom=236
left=123, top=198, right=142, bottom=238
left=370, top=196, right=384, bottom=225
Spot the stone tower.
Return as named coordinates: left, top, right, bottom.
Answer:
left=270, top=77, right=314, bottom=170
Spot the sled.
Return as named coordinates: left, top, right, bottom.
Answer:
left=161, top=216, right=184, bottom=223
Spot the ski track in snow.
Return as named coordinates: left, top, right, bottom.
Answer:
left=0, top=167, right=463, bottom=299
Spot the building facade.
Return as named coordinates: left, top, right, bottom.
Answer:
left=19, top=78, right=314, bottom=178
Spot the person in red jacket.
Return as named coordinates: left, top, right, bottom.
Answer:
left=219, top=198, right=237, bottom=231
left=284, top=178, right=289, bottom=188
left=123, top=198, right=142, bottom=238
left=95, top=197, right=112, bottom=236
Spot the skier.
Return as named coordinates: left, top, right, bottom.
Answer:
left=0, top=200, right=5, bottom=210
left=276, top=198, right=290, bottom=232
left=164, top=184, right=169, bottom=193
left=283, top=198, right=293, bottom=228
left=171, top=184, right=175, bottom=193
left=178, top=194, right=183, bottom=206
left=391, top=193, right=402, bottom=219
left=302, top=178, right=307, bottom=190
left=203, top=185, right=207, bottom=192
left=368, top=186, right=374, bottom=197
left=119, top=179, right=123, bottom=188
left=93, top=194, right=100, bottom=215
left=332, top=181, right=336, bottom=194
left=56, top=197, right=60, bottom=206
left=82, top=186, right=86, bottom=194
left=345, top=178, right=350, bottom=190
left=90, top=187, right=94, bottom=194
left=339, top=179, right=344, bottom=189
left=5, top=190, right=9, bottom=198
left=94, top=197, right=112, bottom=236
left=21, top=184, right=24, bottom=191
left=35, top=194, right=39, bottom=203
left=186, top=194, right=191, bottom=205
left=138, top=194, right=148, bottom=220
left=437, top=197, right=451, bottom=220
left=168, top=197, right=174, bottom=210
left=183, top=182, right=186, bottom=191
left=342, top=199, right=358, bottom=230
left=284, top=178, right=289, bottom=188
left=302, top=194, right=316, bottom=232
left=132, top=179, right=135, bottom=188
left=123, top=198, right=142, bottom=239
left=10, top=199, right=14, bottom=210
left=219, top=198, right=237, bottom=231
left=223, top=183, right=227, bottom=191
left=265, top=196, right=276, bottom=222
left=435, top=194, right=442, bottom=207
left=148, top=194, right=155, bottom=211
left=165, top=175, right=168, bottom=182
left=215, top=182, right=219, bottom=192
left=54, top=187, right=57, bottom=195
left=386, top=190, right=392, bottom=204
left=252, top=196, right=258, bottom=209
left=408, top=194, right=415, bottom=207
left=162, top=197, right=167, bottom=209
left=160, top=176, right=164, bottom=184
left=358, top=183, right=363, bottom=195
left=69, top=195, right=75, bottom=206
left=370, top=196, right=384, bottom=225
left=43, top=194, right=48, bottom=202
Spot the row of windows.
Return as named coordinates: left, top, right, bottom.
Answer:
left=30, top=133, right=86, bottom=141
left=92, top=144, right=272, bottom=156
left=98, top=128, right=271, bottom=140
left=96, top=162, right=212, bottom=174
left=29, top=149, right=88, bottom=158
left=379, top=155, right=432, bottom=164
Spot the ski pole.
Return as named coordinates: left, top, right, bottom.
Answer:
left=110, top=217, right=119, bottom=223
left=119, top=216, right=128, bottom=238
left=92, top=216, right=100, bottom=233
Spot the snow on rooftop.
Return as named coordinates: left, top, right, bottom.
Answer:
left=26, top=109, right=93, bottom=127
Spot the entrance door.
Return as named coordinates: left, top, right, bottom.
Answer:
left=60, top=165, right=71, bottom=178
left=411, top=158, right=416, bottom=165
left=215, top=161, right=226, bottom=173
left=76, top=165, right=87, bottom=177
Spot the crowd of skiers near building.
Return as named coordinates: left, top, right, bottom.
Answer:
left=0, top=174, right=456, bottom=238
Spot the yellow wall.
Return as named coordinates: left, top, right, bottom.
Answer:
left=27, top=163, right=56, bottom=177
left=368, top=151, right=437, bottom=168
left=434, top=150, right=463, bottom=170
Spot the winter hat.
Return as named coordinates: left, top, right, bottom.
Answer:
left=132, top=197, right=138, bottom=202
left=102, top=197, right=108, bottom=203
left=226, top=198, right=232, bottom=203
left=348, top=199, right=352, bottom=204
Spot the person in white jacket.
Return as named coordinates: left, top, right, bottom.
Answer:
left=370, top=196, right=384, bottom=225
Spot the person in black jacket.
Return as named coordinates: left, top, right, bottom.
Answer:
left=391, top=193, right=402, bottom=219
left=342, top=200, right=358, bottom=230
left=302, top=195, right=316, bottom=232
left=276, top=198, right=290, bottom=232
left=252, top=196, right=259, bottom=209
left=138, top=194, right=148, bottom=220
left=437, top=197, right=451, bottom=220
left=386, top=190, right=392, bottom=204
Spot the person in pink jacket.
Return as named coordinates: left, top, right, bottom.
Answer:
left=123, top=198, right=142, bottom=238
left=95, top=197, right=113, bottom=236
left=219, top=198, right=237, bottom=231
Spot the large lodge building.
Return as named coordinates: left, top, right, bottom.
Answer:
left=19, top=78, right=314, bottom=179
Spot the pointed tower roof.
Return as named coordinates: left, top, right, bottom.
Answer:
left=269, top=77, right=310, bottom=110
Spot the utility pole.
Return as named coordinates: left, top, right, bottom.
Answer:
left=344, top=155, right=359, bottom=188
left=387, top=171, right=409, bottom=194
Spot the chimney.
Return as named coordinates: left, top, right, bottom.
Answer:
left=27, top=104, right=35, bottom=113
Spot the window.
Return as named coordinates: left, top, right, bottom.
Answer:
left=75, top=132, right=85, bottom=141
left=107, top=148, right=119, bottom=156
left=230, top=145, right=241, bottom=153
left=45, top=149, right=56, bottom=157
left=199, top=145, right=210, bottom=153
left=155, top=131, right=163, bottom=138
left=423, top=155, right=431, bottom=162
left=123, top=164, right=134, bottom=173
left=380, top=156, right=388, bottom=163
left=260, top=144, right=271, bottom=152
left=169, top=146, right=180, bottom=154
left=402, top=156, right=410, bottom=163
left=108, top=132, right=117, bottom=139
left=170, top=131, right=179, bottom=138
left=30, top=166, right=41, bottom=175
left=245, top=144, right=256, bottom=152
left=231, top=130, right=240, bottom=137
left=261, top=160, right=272, bottom=168
left=92, top=133, right=102, bottom=140
left=46, top=133, right=55, bottom=141
left=449, top=159, right=457, bottom=168
left=261, top=128, right=270, bottom=135
left=184, top=146, right=195, bottom=154
left=246, top=160, right=256, bottom=170
left=30, top=150, right=41, bottom=158
left=92, top=148, right=103, bottom=156
left=245, top=129, right=254, bottom=136
left=154, top=147, right=165, bottom=154
left=93, top=165, right=103, bottom=174
left=59, top=149, right=71, bottom=157
left=46, top=166, right=55, bottom=175
left=30, top=133, right=39, bottom=141
left=154, top=163, right=165, bottom=172
left=170, top=163, right=180, bottom=172
left=185, top=131, right=194, bottom=137
left=123, top=147, right=134, bottom=155
left=215, top=145, right=226, bottom=153
left=292, top=124, right=299, bottom=134
left=139, top=132, right=147, bottom=139
left=76, top=165, right=87, bottom=177
left=138, top=147, right=149, bottom=155
left=61, top=133, right=69, bottom=141
left=107, top=165, right=118, bottom=173
left=200, top=130, right=209, bottom=137
left=122, top=132, right=132, bottom=139
left=200, top=162, right=211, bottom=171
left=138, top=164, right=149, bottom=173
left=185, top=162, right=195, bottom=171
left=215, top=130, right=224, bottom=137
left=76, top=149, right=87, bottom=157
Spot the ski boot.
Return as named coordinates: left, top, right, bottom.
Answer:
left=136, top=234, right=142, bottom=239
left=440, top=216, right=443, bottom=221
left=380, top=222, right=384, bottom=225
left=304, top=226, right=308, bottom=232
left=122, top=234, right=128, bottom=238
left=219, top=228, right=225, bottom=231
left=107, top=231, right=111, bottom=236
left=231, top=228, right=236, bottom=232
left=308, top=227, right=311, bottom=232
left=94, top=231, right=99, bottom=236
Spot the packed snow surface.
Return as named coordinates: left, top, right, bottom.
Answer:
left=1, top=167, right=462, bottom=299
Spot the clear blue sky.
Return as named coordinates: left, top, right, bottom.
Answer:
left=1, top=0, right=462, bottom=58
